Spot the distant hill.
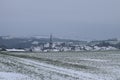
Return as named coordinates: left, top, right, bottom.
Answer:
left=1, top=36, right=120, bottom=49
left=0, top=36, right=83, bottom=49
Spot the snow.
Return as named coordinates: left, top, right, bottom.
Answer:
left=94, top=46, right=101, bottom=50
left=106, top=46, right=117, bottom=50
left=0, top=72, right=32, bottom=80
left=84, top=46, right=93, bottom=51
left=82, top=59, right=108, bottom=62
left=18, top=58, right=105, bottom=80
left=0, top=51, right=120, bottom=80
left=6, top=49, right=25, bottom=52
left=32, top=41, right=39, bottom=45
left=32, top=46, right=42, bottom=52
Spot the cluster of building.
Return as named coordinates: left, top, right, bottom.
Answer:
left=0, top=35, right=119, bottom=52
left=2, top=40, right=119, bottom=52
left=29, top=42, right=118, bottom=52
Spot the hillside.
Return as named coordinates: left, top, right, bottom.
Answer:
left=0, top=36, right=83, bottom=49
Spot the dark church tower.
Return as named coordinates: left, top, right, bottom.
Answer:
left=49, top=34, right=53, bottom=49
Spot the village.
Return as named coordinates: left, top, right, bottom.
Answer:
left=0, top=35, right=119, bottom=52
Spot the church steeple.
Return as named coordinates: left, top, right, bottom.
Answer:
left=49, top=34, right=53, bottom=49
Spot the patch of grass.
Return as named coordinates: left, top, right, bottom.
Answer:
left=0, top=59, right=16, bottom=67
left=0, top=52, right=98, bottom=71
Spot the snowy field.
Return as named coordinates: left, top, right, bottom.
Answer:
left=0, top=50, right=120, bottom=80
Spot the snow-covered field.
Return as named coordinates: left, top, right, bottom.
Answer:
left=0, top=50, right=120, bottom=80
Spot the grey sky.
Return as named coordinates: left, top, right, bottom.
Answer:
left=0, top=0, right=120, bottom=40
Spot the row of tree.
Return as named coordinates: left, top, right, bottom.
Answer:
left=96, top=41, right=120, bottom=49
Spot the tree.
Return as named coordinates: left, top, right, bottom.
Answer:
left=96, top=41, right=111, bottom=47
left=114, top=43, right=120, bottom=49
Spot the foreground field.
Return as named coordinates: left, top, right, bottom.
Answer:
left=0, top=51, right=120, bottom=80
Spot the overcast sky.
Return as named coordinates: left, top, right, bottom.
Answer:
left=0, top=0, right=120, bottom=40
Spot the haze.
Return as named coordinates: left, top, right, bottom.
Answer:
left=0, top=0, right=120, bottom=40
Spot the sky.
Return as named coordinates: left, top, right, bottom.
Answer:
left=0, top=0, right=120, bottom=40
